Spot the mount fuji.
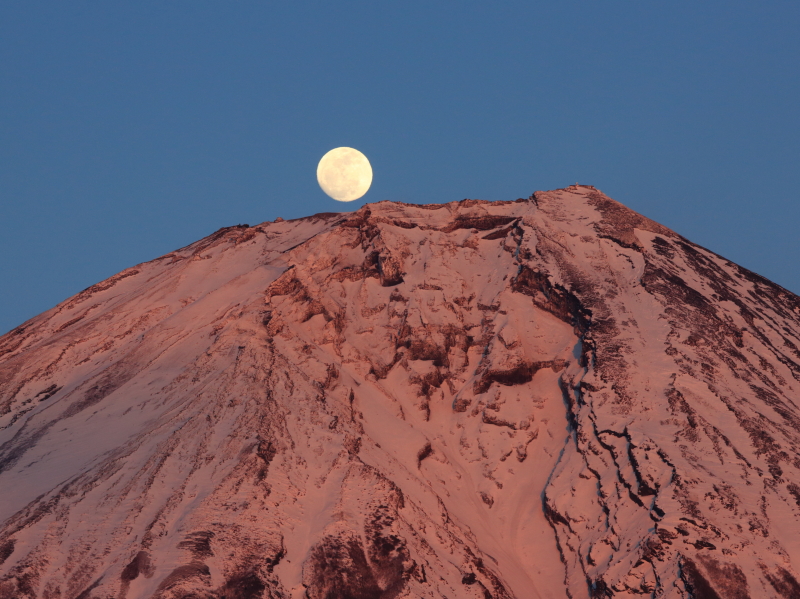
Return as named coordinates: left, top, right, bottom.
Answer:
left=1, top=186, right=800, bottom=599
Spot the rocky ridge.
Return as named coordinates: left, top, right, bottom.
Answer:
left=1, top=186, right=799, bottom=598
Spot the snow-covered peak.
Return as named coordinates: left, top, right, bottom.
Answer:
left=1, top=186, right=799, bottom=598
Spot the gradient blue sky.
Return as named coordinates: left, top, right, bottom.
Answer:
left=1, top=1, right=798, bottom=334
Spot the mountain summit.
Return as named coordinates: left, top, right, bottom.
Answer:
left=1, top=186, right=800, bottom=599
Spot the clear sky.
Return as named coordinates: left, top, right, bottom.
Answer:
left=1, top=1, right=798, bottom=335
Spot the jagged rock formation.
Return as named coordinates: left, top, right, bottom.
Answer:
left=1, top=186, right=800, bottom=599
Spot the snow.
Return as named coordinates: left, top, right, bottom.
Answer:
left=1, top=188, right=800, bottom=598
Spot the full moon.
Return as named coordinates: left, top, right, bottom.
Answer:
left=317, top=147, right=373, bottom=202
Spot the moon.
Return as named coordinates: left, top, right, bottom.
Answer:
left=317, top=147, right=373, bottom=202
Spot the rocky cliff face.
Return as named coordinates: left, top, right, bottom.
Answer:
left=1, top=186, right=800, bottom=599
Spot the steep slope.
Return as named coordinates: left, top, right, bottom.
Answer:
left=1, top=186, right=799, bottom=599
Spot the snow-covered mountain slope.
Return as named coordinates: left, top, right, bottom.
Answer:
left=1, top=186, right=800, bottom=599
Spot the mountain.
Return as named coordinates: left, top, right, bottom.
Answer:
left=1, top=185, right=800, bottom=599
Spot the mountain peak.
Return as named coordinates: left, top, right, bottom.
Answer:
left=1, top=188, right=799, bottom=599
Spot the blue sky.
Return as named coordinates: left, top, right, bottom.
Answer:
left=1, top=1, right=798, bottom=334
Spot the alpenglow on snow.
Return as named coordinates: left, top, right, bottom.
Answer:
left=1, top=186, right=800, bottom=599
